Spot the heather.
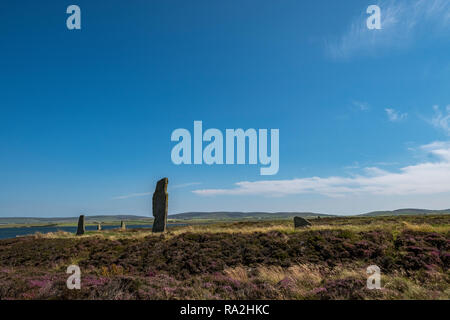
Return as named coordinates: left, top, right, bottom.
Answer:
left=0, top=215, right=448, bottom=299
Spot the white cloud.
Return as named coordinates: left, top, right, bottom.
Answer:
left=431, top=105, right=450, bottom=134
left=385, top=108, right=407, bottom=122
left=352, top=100, right=370, bottom=111
left=327, top=0, right=450, bottom=59
left=193, top=141, right=450, bottom=198
left=172, top=182, right=202, bottom=189
left=113, top=182, right=201, bottom=200
left=112, top=192, right=151, bottom=200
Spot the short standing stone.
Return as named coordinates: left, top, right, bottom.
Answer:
left=120, top=221, right=126, bottom=230
left=152, top=178, right=168, bottom=233
left=294, top=216, right=311, bottom=228
left=76, top=215, right=85, bottom=235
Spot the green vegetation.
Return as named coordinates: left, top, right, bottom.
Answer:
left=0, top=215, right=153, bottom=228
left=360, top=208, right=450, bottom=217
left=0, top=215, right=448, bottom=300
left=169, top=211, right=332, bottom=220
left=2, top=208, right=450, bottom=228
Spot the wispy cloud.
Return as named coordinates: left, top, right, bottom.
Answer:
left=327, top=0, right=450, bottom=59
left=113, top=182, right=201, bottom=200
left=430, top=105, right=450, bottom=134
left=172, top=182, right=202, bottom=189
left=193, top=141, right=450, bottom=197
left=352, top=100, right=370, bottom=111
left=373, top=161, right=399, bottom=167
left=344, top=162, right=360, bottom=170
left=385, top=108, right=407, bottom=122
left=112, top=192, right=151, bottom=200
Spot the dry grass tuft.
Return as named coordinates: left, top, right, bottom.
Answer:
left=224, top=266, right=249, bottom=283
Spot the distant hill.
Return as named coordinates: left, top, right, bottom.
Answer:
left=359, top=209, right=450, bottom=217
left=168, top=211, right=332, bottom=220
left=0, top=212, right=328, bottom=225
left=171, top=209, right=450, bottom=220
left=1, top=209, right=449, bottom=225
left=0, top=215, right=151, bottom=225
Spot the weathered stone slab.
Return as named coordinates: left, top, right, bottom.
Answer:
left=120, top=221, right=126, bottom=230
left=76, top=215, right=85, bottom=235
left=152, top=178, right=168, bottom=233
left=97, top=223, right=102, bottom=231
left=294, top=216, right=311, bottom=228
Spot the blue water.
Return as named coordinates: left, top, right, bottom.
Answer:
left=0, top=224, right=183, bottom=240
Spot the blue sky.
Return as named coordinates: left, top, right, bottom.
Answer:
left=1, top=0, right=450, bottom=217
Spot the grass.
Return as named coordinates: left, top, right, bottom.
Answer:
left=32, top=215, right=449, bottom=240
left=0, top=215, right=448, bottom=300
left=0, top=218, right=191, bottom=229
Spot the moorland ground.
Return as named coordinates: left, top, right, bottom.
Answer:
left=0, top=215, right=448, bottom=300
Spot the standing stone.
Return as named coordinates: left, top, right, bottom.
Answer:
left=294, top=216, right=312, bottom=228
left=97, top=223, right=102, bottom=231
left=152, top=178, right=168, bottom=233
left=76, top=215, right=85, bottom=235
left=120, top=221, right=126, bottom=230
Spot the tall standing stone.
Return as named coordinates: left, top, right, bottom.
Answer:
left=120, top=221, right=126, bottom=230
left=152, top=178, right=168, bottom=233
left=294, top=216, right=312, bottom=228
left=97, top=223, right=102, bottom=231
left=76, top=215, right=85, bottom=235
